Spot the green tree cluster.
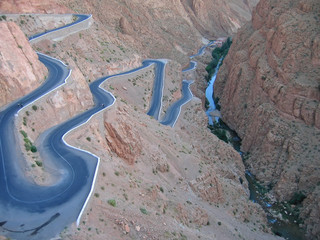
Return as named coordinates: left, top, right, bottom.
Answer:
left=205, top=37, right=232, bottom=81
left=20, top=130, right=37, bottom=152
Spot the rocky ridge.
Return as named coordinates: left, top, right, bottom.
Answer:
left=0, top=21, right=47, bottom=108
left=214, top=0, right=320, bottom=238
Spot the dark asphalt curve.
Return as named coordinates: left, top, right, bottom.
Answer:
left=159, top=40, right=218, bottom=127
left=0, top=12, right=198, bottom=239
left=160, top=80, right=193, bottom=127
left=182, top=61, right=197, bottom=72
left=146, top=60, right=167, bottom=120
left=0, top=14, right=98, bottom=240
left=0, top=52, right=163, bottom=240
left=0, top=54, right=71, bottom=206
left=28, top=14, right=91, bottom=41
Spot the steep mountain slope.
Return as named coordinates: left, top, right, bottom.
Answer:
left=61, top=0, right=259, bottom=64
left=215, top=0, right=320, bottom=238
left=1, top=0, right=259, bottom=65
left=0, top=21, right=47, bottom=108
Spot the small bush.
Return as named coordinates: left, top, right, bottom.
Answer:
left=107, top=199, right=116, bottom=207
left=35, top=161, right=42, bottom=167
left=23, top=117, right=27, bottom=126
left=20, top=130, right=28, bottom=138
left=32, top=105, right=38, bottom=111
left=140, top=207, right=148, bottom=215
left=30, top=145, right=37, bottom=153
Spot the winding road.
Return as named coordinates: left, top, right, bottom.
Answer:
left=160, top=80, right=194, bottom=127
left=0, top=14, right=211, bottom=239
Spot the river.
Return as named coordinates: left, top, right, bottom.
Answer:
left=205, top=58, right=222, bottom=125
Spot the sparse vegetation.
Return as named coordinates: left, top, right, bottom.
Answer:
left=20, top=131, right=37, bottom=152
left=107, top=199, right=116, bottom=207
left=32, top=105, right=38, bottom=111
left=22, top=117, right=27, bottom=126
left=140, top=207, right=148, bottom=215
left=35, top=160, right=42, bottom=167
left=208, top=120, right=229, bottom=143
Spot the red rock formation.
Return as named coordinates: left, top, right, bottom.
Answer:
left=0, top=0, right=70, bottom=14
left=214, top=0, right=320, bottom=238
left=180, top=0, right=259, bottom=37
left=0, top=21, right=47, bottom=107
left=189, top=170, right=224, bottom=203
left=104, top=107, right=142, bottom=165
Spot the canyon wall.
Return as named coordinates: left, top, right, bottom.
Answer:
left=0, top=21, right=47, bottom=108
left=61, top=0, right=259, bottom=63
left=1, top=0, right=258, bottom=65
left=214, top=0, right=320, bottom=238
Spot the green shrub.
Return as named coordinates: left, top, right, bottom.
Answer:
left=206, top=37, right=232, bottom=80
left=140, top=207, right=148, bottom=214
left=35, top=161, right=42, bottom=167
left=212, top=128, right=228, bottom=143
left=30, top=145, right=37, bottom=153
left=107, top=199, right=116, bottom=207
left=20, top=130, right=28, bottom=138
left=32, top=105, right=38, bottom=111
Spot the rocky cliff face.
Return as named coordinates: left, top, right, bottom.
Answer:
left=214, top=0, right=320, bottom=238
left=180, top=0, right=259, bottom=37
left=0, top=21, right=47, bottom=108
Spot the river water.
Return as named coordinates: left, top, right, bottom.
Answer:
left=205, top=59, right=222, bottom=125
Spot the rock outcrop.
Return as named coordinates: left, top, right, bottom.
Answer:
left=0, top=21, right=47, bottom=108
left=0, top=0, right=69, bottom=14
left=103, top=107, right=142, bottom=165
left=214, top=0, right=320, bottom=238
left=180, top=0, right=259, bottom=37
